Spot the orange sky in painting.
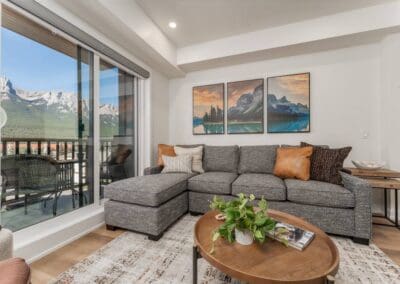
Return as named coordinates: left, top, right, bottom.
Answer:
left=227, top=79, right=263, bottom=107
left=193, top=84, right=224, bottom=117
left=268, top=73, right=309, bottom=106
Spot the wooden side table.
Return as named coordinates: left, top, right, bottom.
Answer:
left=345, top=168, right=400, bottom=229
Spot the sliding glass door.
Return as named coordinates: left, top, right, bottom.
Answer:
left=99, top=59, right=136, bottom=197
left=0, top=5, right=94, bottom=231
left=0, top=4, right=140, bottom=231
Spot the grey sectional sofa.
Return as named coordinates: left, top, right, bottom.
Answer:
left=104, top=145, right=372, bottom=244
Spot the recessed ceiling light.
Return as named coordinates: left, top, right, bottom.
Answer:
left=168, top=22, right=177, bottom=29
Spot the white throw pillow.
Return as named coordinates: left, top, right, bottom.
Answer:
left=161, top=155, right=193, bottom=174
left=174, top=146, right=204, bottom=173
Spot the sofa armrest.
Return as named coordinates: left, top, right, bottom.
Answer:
left=340, top=171, right=372, bottom=240
left=143, top=165, right=163, bottom=175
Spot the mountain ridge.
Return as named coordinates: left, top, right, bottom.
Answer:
left=0, top=77, right=119, bottom=139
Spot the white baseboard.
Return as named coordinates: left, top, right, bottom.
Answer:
left=26, top=222, right=104, bottom=264
left=13, top=204, right=105, bottom=263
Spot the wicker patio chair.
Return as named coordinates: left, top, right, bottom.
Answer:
left=1, top=155, right=61, bottom=216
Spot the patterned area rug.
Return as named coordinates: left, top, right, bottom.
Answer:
left=54, top=215, right=400, bottom=284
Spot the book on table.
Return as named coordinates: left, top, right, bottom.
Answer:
left=267, top=221, right=315, bottom=251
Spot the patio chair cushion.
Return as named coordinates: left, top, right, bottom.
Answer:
left=105, top=173, right=194, bottom=207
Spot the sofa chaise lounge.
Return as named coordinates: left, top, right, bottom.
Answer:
left=104, top=145, right=372, bottom=244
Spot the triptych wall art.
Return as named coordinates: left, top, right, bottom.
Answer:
left=192, top=73, right=310, bottom=135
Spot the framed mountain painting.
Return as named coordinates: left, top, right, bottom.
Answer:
left=227, top=79, right=264, bottom=134
left=267, top=73, right=310, bottom=133
left=192, top=83, right=224, bottom=135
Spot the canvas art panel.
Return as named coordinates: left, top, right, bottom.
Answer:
left=227, top=79, right=264, bottom=134
left=267, top=73, right=310, bottom=133
left=192, top=83, right=224, bottom=134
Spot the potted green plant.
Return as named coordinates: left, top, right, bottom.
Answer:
left=210, top=193, right=280, bottom=252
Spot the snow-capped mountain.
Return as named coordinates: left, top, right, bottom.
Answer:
left=267, top=94, right=309, bottom=116
left=0, top=77, right=90, bottom=114
left=100, top=104, right=118, bottom=116
left=0, top=77, right=119, bottom=116
left=0, top=77, right=119, bottom=139
left=227, top=83, right=264, bottom=121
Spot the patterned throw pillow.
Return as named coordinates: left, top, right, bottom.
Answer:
left=301, top=142, right=352, bottom=185
left=157, top=144, right=176, bottom=166
left=273, top=146, right=313, bottom=181
left=161, top=155, right=193, bottom=174
left=174, top=146, right=204, bottom=173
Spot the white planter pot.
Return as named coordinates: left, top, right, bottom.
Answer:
left=235, top=228, right=253, bottom=245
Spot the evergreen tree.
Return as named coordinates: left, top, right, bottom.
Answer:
left=203, top=112, right=209, bottom=122
left=217, top=107, right=223, bottom=121
left=210, top=106, right=217, bottom=122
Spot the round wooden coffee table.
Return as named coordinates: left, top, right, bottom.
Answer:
left=193, top=210, right=339, bottom=284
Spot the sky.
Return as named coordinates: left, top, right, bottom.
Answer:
left=227, top=79, right=263, bottom=107
left=1, top=27, right=119, bottom=106
left=193, top=84, right=224, bottom=118
left=267, top=73, right=310, bottom=106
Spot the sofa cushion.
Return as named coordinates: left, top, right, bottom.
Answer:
left=285, top=179, right=355, bottom=208
left=188, top=172, right=238, bottom=194
left=238, top=145, right=278, bottom=174
left=105, top=173, right=194, bottom=207
left=232, top=173, right=286, bottom=201
left=204, top=145, right=239, bottom=173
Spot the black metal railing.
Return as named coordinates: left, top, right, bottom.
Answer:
left=0, top=137, right=113, bottom=208
left=1, top=137, right=112, bottom=163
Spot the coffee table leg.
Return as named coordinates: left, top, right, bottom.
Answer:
left=326, top=275, right=335, bottom=284
left=395, top=189, right=399, bottom=227
left=193, top=245, right=199, bottom=284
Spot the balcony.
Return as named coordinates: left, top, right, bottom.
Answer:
left=0, top=137, right=113, bottom=231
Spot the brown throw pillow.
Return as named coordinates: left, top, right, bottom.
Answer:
left=301, top=142, right=352, bottom=185
left=157, top=144, right=176, bottom=166
left=273, top=146, right=313, bottom=181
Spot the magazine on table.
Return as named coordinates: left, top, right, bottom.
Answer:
left=267, top=221, right=315, bottom=251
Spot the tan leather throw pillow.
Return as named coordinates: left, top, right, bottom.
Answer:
left=157, top=144, right=176, bottom=166
left=273, top=146, right=313, bottom=181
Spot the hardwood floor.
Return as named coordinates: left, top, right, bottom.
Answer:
left=30, top=223, right=400, bottom=284
left=30, top=225, right=124, bottom=284
left=372, top=218, right=400, bottom=265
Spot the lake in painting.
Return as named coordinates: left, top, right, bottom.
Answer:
left=227, top=122, right=263, bottom=133
left=267, top=115, right=310, bottom=133
left=193, top=118, right=224, bottom=134
left=267, top=73, right=310, bottom=133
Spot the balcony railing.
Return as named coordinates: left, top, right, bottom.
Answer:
left=1, top=137, right=112, bottom=163
left=0, top=137, right=113, bottom=209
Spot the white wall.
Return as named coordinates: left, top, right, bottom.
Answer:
left=380, top=34, right=400, bottom=171
left=149, top=70, right=170, bottom=166
left=170, top=44, right=382, bottom=166
left=380, top=33, right=400, bottom=220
